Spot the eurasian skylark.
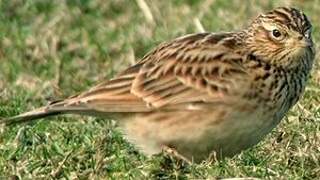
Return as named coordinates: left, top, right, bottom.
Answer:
left=2, top=7, right=315, bottom=163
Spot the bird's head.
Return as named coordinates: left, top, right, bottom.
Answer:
left=245, top=7, right=315, bottom=70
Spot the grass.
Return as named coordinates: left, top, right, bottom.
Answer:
left=0, top=0, right=320, bottom=179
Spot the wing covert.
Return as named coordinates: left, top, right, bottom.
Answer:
left=72, top=33, right=249, bottom=111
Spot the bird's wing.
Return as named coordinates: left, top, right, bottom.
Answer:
left=63, top=32, right=250, bottom=112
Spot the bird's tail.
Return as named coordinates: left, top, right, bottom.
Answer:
left=0, top=99, right=87, bottom=126
left=1, top=106, right=62, bottom=125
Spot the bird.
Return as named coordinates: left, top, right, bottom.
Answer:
left=1, top=7, right=315, bottom=163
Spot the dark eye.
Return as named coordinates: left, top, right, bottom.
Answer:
left=272, top=29, right=282, bottom=38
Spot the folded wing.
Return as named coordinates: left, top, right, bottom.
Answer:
left=71, top=32, right=249, bottom=112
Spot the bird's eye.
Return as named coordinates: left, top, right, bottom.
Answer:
left=272, top=29, right=282, bottom=38
left=270, top=28, right=286, bottom=41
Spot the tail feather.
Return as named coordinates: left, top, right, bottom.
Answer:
left=1, top=99, right=86, bottom=126
left=1, top=107, right=62, bottom=125
left=1, top=95, right=128, bottom=126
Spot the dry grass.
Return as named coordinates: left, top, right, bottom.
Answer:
left=0, top=0, right=319, bottom=179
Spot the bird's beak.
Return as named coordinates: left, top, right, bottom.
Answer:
left=299, top=38, right=313, bottom=48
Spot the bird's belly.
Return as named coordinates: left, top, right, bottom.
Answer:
left=180, top=107, right=282, bottom=162
left=119, top=104, right=285, bottom=162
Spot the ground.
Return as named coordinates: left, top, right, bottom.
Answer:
left=0, top=0, right=319, bottom=179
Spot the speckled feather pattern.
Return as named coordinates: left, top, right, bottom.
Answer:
left=3, top=7, right=315, bottom=163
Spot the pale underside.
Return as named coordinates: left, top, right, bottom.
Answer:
left=120, top=103, right=282, bottom=162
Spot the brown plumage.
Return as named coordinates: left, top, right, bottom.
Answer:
left=2, top=7, right=315, bottom=163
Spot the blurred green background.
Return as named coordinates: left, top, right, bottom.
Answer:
left=0, top=0, right=319, bottom=179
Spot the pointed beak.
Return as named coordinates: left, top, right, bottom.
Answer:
left=299, top=38, right=313, bottom=48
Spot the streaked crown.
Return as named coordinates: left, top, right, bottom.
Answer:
left=263, top=7, right=312, bottom=34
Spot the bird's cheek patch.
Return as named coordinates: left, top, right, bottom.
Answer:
left=285, top=38, right=300, bottom=49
